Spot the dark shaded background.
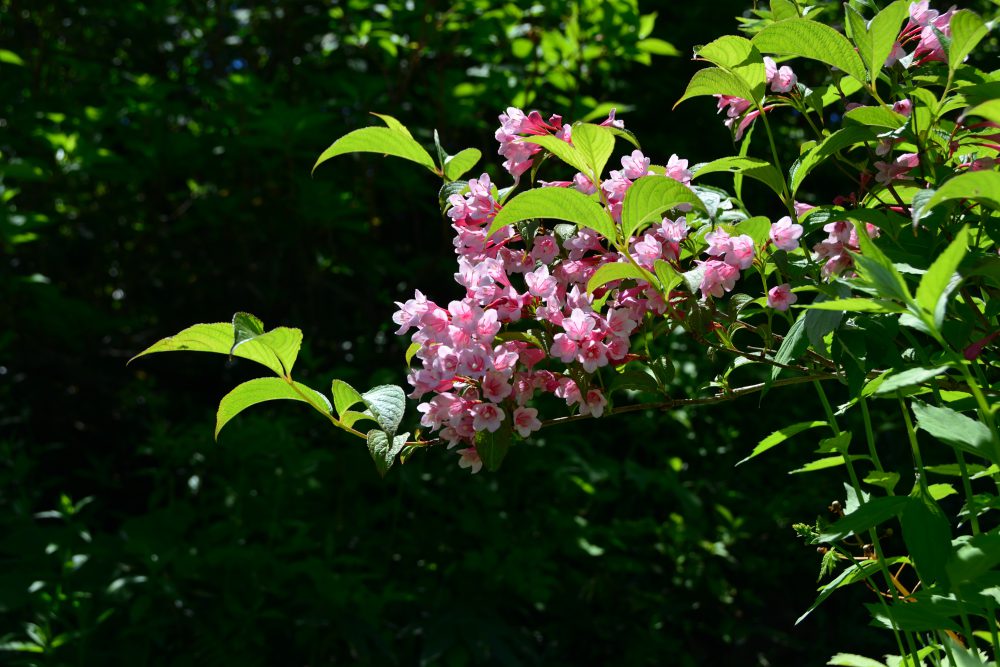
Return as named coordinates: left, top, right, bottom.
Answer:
left=0, top=0, right=937, bottom=664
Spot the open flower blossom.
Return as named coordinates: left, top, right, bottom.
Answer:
left=874, top=152, right=920, bottom=184
left=456, top=447, right=483, bottom=474
left=767, top=283, right=797, bottom=311
left=769, top=216, right=803, bottom=252
left=764, top=57, right=798, bottom=93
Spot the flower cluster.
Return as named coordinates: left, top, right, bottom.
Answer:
left=888, top=1, right=957, bottom=66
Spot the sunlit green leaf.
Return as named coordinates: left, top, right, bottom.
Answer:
left=752, top=18, right=867, bottom=84
left=367, top=429, right=410, bottom=477
left=738, top=420, right=826, bottom=465
left=216, top=378, right=330, bottom=438
left=621, top=175, right=707, bottom=241
left=948, top=10, right=989, bottom=72
left=586, top=261, right=653, bottom=294
left=912, top=400, right=997, bottom=464
left=314, top=125, right=436, bottom=174
left=361, top=385, right=406, bottom=438
left=693, top=156, right=785, bottom=200
left=444, top=148, right=482, bottom=181
left=916, top=225, right=968, bottom=329
left=487, top=186, right=615, bottom=241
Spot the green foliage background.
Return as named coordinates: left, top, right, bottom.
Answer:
left=3, top=0, right=977, bottom=663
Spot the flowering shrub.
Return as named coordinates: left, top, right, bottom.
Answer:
left=133, top=2, right=1000, bottom=664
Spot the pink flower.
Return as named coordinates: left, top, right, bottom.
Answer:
left=525, top=265, right=558, bottom=299
left=578, top=339, right=609, bottom=373
left=767, top=284, right=797, bottom=311
left=659, top=217, right=689, bottom=242
left=621, top=150, right=651, bottom=180
left=697, top=259, right=740, bottom=299
left=481, top=370, right=513, bottom=403
left=874, top=152, right=920, bottom=184
left=764, top=57, right=797, bottom=93
left=472, top=402, right=505, bottom=433
left=793, top=201, right=816, bottom=217
left=551, top=334, right=579, bottom=363
left=529, top=234, right=560, bottom=264
left=769, top=216, right=804, bottom=252
left=599, top=108, right=625, bottom=129
left=513, top=406, right=542, bottom=437
left=456, top=447, right=483, bottom=474
left=665, top=154, right=693, bottom=184
left=579, top=389, right=608, bottom=418
left=562, top=308, right=596, bottom=341
left=705, top=228, right=732, bottom=257
left=725, top=234, right=755, bottom=270
left=393, top=290, right=430, bottom=335
left=892, top=99, right=912, bottom=117
left=633, top=234, right=662, bottom=268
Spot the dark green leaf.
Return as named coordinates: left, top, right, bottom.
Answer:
left=367, top=429, right=410, bottom=477
left=901, top=485, right=952, bottom=586
left=912, top=400, right=997, bottom=464
left=818, top=495, right=909, bottom=542
left=476, top=416, right=513, bottom=472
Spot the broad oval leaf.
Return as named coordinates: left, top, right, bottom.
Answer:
left=313, top=126, right=436, bottom=174
left=367, top=429, right=410, bottom=477
left=216, top=378, right=331, bottom=438
left=868, top=1, right=910, bottom=76
left=674, top=67, right=758, bottom=109
left=571, top=123, right=616, bottom=181
left=752, top=18, right=867, bottom=84
left=693, top=156, right=785, bottom=200
left=873, top=365, right=951, bottom=396
left=331, top=379, right=364, bottom=418
left=444, top=148, right=482, bottom=181
left=361, top=385, right=407, bottom=438
left=522, top=134, right=591, bottom=178
left=922, top=171, right=1000, bottom=215
left=901, top=485, right=952, bottom=587
left=843, top=105, right=906, bottom=129
left=475, top=416, right=513, bottom=472
left=948, top=10, right=988, bottom=72
left=586, top=261, right=653, bottom=294
left=487, top=187, right=615, bottom=241
left=911, top=400, right=997, bottom=465
left=694, top=35, right=766, bottom=102
left=621, top=175, right=706, bottom=241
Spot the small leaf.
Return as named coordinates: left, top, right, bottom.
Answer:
left=868, top=1, right=910, bottom=75
left=443, top=148, right=482, bottom=181
left=863, top=471, right=900, bottom=492
left=361, top=385, right=407, bottom=438
left=476, top=416, right=513, bottom=472
left=404, top=342, right=421, bottom=367
left=331, top=379, right=364, bottom=417
left=948, top=10, right=989, bottom=72
left=231, top=312, right=265, bottom=352
left=586, top=261, right=653, bottom=294
left=915, top=225, right=968, bottom=329
left=693, top=156, right=785, bottom=200
left=313, top=126, right=436, bottom=174
left=796, top=560, right=884, bottom=624
left=738, top=420, right=827, bottom=465
left=752, top=18, right=868, bottom=84
left=818, top=496, right=909, bottom=542
left=571, top=123, right=616, bottom=182
left=216, top=378, right=331, bottom=438
left=911, top=400, right=997, bottom=464
left=947, top=529, right=1000, bottom=585
left=675, top=67, right=758, bottom=109
left=843, top=105, right=906, bottom=129
left=487, top=187, right=615, bottom=241
left=0, top=49, right=25, bottom=66
left=827, top=653, right=887, bottom=667
left=636, top=38, right=679, bottom=56
left=653, top=259, right=682, bottom=293
left=873, top=365, right=951, bottom=396
left=367, top=429, right=410, bottom=477
left=800, top=298, right=905, bottom=313
left=522, top=134, right=591, bottom=178
left=621, top=175, right=707, bottom=241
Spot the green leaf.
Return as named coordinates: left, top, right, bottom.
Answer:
left=313, top=126, right=436, bottom=174
left=675, top=67, right=757, bottom=109
left=636, top=38, right=680, bottom=56
left=947, top=529, right=1000, bottom=585
left=770, top=313, right=809, bottom=383
left=231, top=312, right=265, bottom=352
left=843, top=105, right=906, bottom=129
left=827, top=653, right=886, bottom=667
left=901, top=485, right=952, bottom=586
left=369, top=113, right=414, bottom=137
left=367, top=429, right=410, bottom=477
left=572, top=124, right=616, bottom=182
left=0, top=49, right=25, bottom=66
left=916, top=225, right=968, bottom=330
left=130, top=322, right=302, bottom=378
left=476, top=416, right=513, bottom=472
left=868, top=1, right=910, bottom=76
left=922, top=172, right=1000, bottom=214
left=654, top=259, right=683, bottom=293
left=789, top=455, right=865, bottom=474
left=694, top=36, right=767, bottom=102
left=865, top=597, right=962, bottom=633
left=331, top=379, right=364, bottom=418
left=796, top=560, right=884, bottom=624
left=443, top=148, right=482, bottom=181
left=964, top=100, right=1000, bottom=125
left=851, top=224, right=913, bottom=305
left=790, top=126, right=876, bottom=195
left=752, top=18, right=868, bottom=84
left=874, top=365, right=951, bottom=396
left=693, top=156, right=785, bottom=200
left=215, top=378, right=330, bottom=438
left=864, top=471, right=900, bottom=492
left=818, top=496, right=909, bottom=542
left=912, top=400, right=997, bottom=465
left=770, top=0, right=799, bottom=21
left=404, top=342, right=421, bottom=367
left=487, top=187, right=615, bottom=241
left=948, top=10, right=989, bottom=72
left=620, top=175, right=707, bottom=241
left=800, top=298, right=905, bottom=313
left=586, top=261, right=653, bottom=294
left=737, top=420, right=827, bottom=465
left=360, top=385, right=406, bottom=438
left=341, top=410, right=376, bottom=429
left=522, top=134, right=592, bottom=178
